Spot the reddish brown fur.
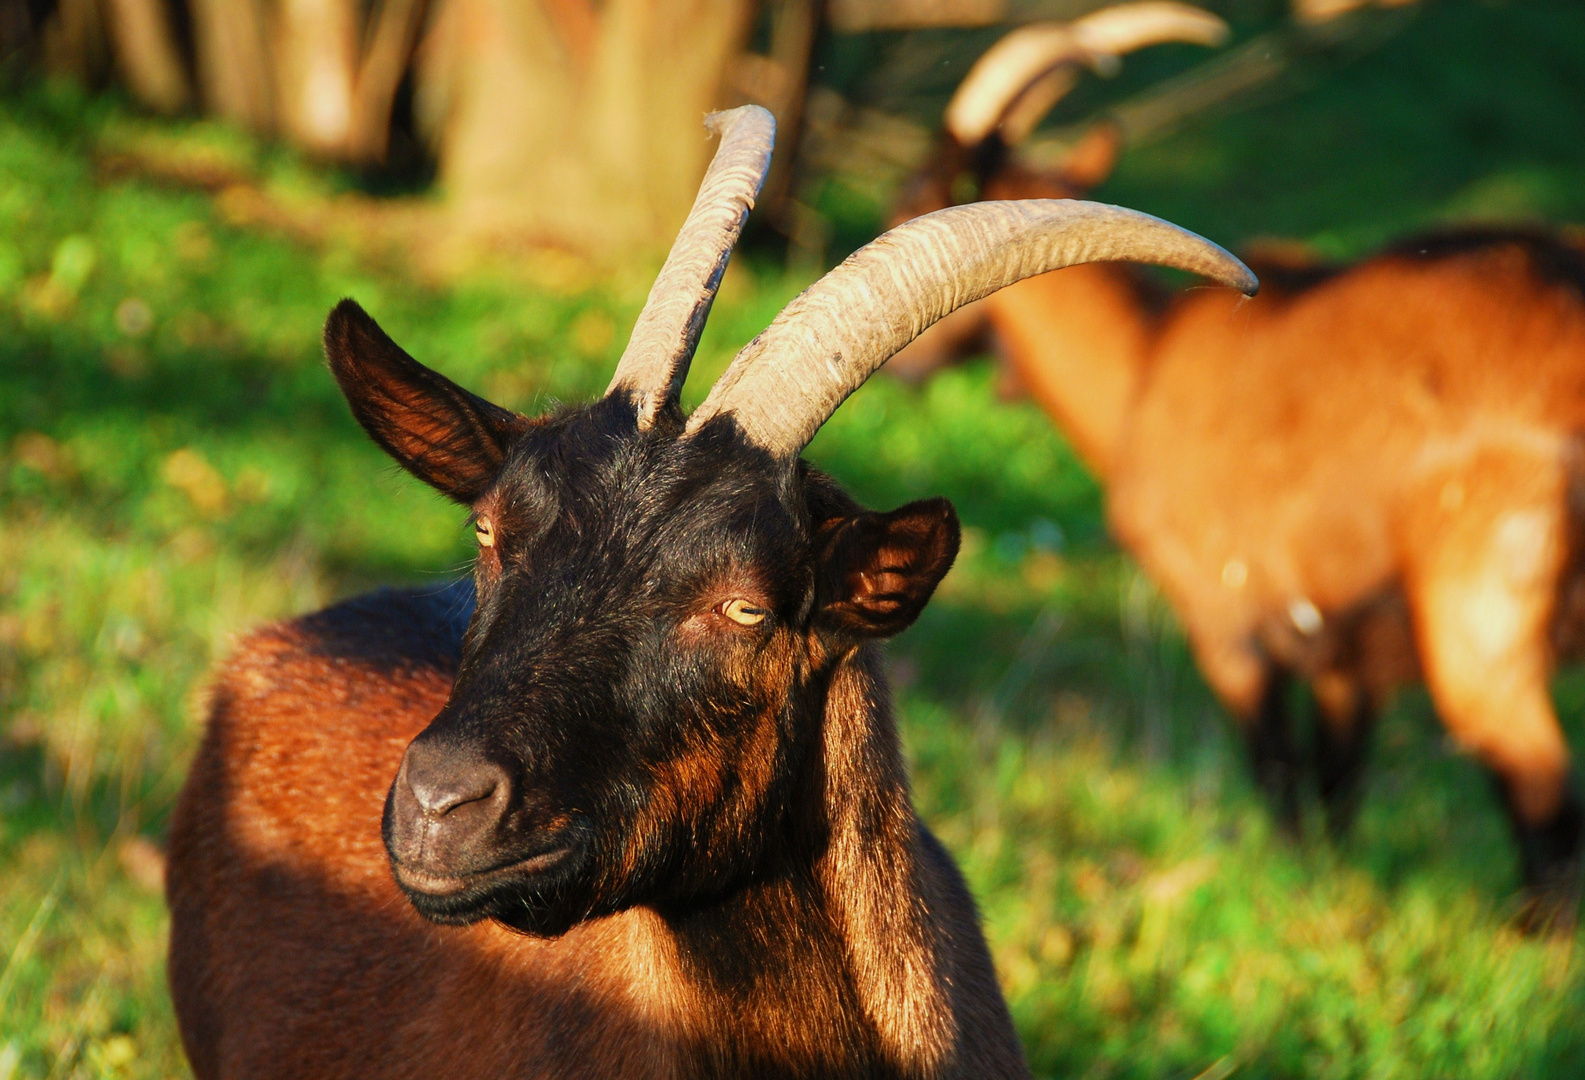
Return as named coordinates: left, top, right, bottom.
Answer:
left=168, top=586, right=1027, bottom=1078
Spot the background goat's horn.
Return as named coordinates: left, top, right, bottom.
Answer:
left=686, top=199, right=1257, bottom=457
left=944, top=2, right=1228, bottom=147
left=605, top=105, right=775, bottom=429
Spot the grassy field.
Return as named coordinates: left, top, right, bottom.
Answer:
left=5, top=0, right=1585, bottom=1076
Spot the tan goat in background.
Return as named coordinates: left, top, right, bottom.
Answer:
left=893, top=2, right=1585, bottom=926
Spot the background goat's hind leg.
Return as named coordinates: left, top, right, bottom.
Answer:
left=1191, top=634, right=1303, bottom=835
left=1311, top=671, right=1375, bottom=840
left=1407, top=463, right=1581, bottom=930
left=1247, top=665, right=1303, bottom=836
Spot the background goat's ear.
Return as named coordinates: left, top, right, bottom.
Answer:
left=816, top=497, right=961, bottom=639
left=324, top=300, right=529, bottom=503
left=1055, top=122, right=1122, bottom=191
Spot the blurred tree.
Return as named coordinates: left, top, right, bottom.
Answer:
left=5, top=0, right=801, bottom=260
left=185, top=0, right=273, bottom=129
left=102, top=0, right=191, bottom=113
left=7, top=0, right=1269, bottom=260
left=8, top=0, right=431, bottom=158
left=185, top=0, right=429, bottom=158
left=1293, top=0, right=1419, bottom=23
left=828, top=0, right=1005, bottom=30
left=413, top=0, right=756, bottom=256
left=724, top=0, right=823, bottom=222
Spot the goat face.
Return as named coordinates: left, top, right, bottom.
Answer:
left=890, top=124, right=1121, bottom=230
left=324, top=302, right=960, bottom=937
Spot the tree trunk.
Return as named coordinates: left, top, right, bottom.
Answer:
left=347, top=0, right=432, bottom=161
left=732, top=0, right=823, bottom=221
left=0, top=1, right=34, bottom=62
left=188, top=0, right=274, bottom=131
left=41, top=0, right=112, bottom=85
left=424, top=0, right=756, bottom=259
left=102, top=0, right=191, bottom=113
left=274, top=0, right=357, bottom=153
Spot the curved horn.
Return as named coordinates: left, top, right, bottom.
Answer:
left=944, top=2, right=1228, bottom=146
left=944, top=22, right=1083, bottom=146
left=605, top=105, right=775, bottom=429
left=686, top=200, right=1256, bottom=457
left=1070, top=1, right=1228, bottom=56
left=994, top=67, right=1085, bottom=148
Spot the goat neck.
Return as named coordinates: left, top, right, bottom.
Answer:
left=657, top=647, right=1011, bottom=1076
left=951, top=164, right=1158, bottom=480
left=983, top=260, right=1156, bottom=479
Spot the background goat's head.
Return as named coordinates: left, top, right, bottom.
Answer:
left=893, top=2, right=1228, bottom=225
left=326, top=106, right=1253, bottom=937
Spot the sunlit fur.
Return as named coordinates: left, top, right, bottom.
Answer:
left=167, top=305, right=1027, bottom=1078
left=895, top=125, right=1585, bottom=923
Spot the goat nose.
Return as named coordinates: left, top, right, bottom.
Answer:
left=403, top=741, right=508, bottom=818
left=386, top=736, right=519, bottom=878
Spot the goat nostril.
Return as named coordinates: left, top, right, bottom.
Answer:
left=403, top=749, right=508, bottom=819
left=410, top=775, right=496, bottom=817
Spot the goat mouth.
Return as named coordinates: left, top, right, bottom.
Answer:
left=391, top=844, right=576, bottom=901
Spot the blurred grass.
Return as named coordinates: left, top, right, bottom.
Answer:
left=5, top=0, right=1585, bottom=1076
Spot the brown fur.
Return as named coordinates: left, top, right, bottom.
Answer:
left=989, top=232, right=1585, bottom=833
left=167, top=587, right=1027, bottom=1078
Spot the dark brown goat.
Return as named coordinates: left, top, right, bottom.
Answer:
left=894, top=12, right=1585, bottom=924
left=166, top=105, right=1254, bottom=1078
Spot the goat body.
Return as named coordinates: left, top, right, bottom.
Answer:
left=897, top=7, right=1585, bottom=914
left=985, top=229, right=1585, bottom=906
left=169, top=582, right=1019, bottom=1078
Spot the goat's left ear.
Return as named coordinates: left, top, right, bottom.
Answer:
left=815, top=497, right=961, bottom=640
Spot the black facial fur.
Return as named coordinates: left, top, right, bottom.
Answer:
left=326, top=303, right=960, bottom=937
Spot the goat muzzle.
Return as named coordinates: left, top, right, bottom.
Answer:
left=385, top=737, right=516, bottom=883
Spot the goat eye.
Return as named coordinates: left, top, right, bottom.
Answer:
left=719, top=599, right=768, bottom=626
left=475, top=518, right=495, bottom=548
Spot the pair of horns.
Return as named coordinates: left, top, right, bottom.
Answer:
left=944, top=1, right=1229, bottom=147
left=605, top=104, right=1255, bottom=459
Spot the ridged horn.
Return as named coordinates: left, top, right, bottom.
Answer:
left=944, top=2, right=1228, bottom=147
left=686, top=200, right=1257, bottom=457
left=605, top=105, right=775, bottom=429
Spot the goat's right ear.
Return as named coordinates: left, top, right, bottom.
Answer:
left=324, top=300, right=529, bottom=503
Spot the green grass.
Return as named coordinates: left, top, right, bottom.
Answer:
left=5, top=0, right=1585, bottom=1074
